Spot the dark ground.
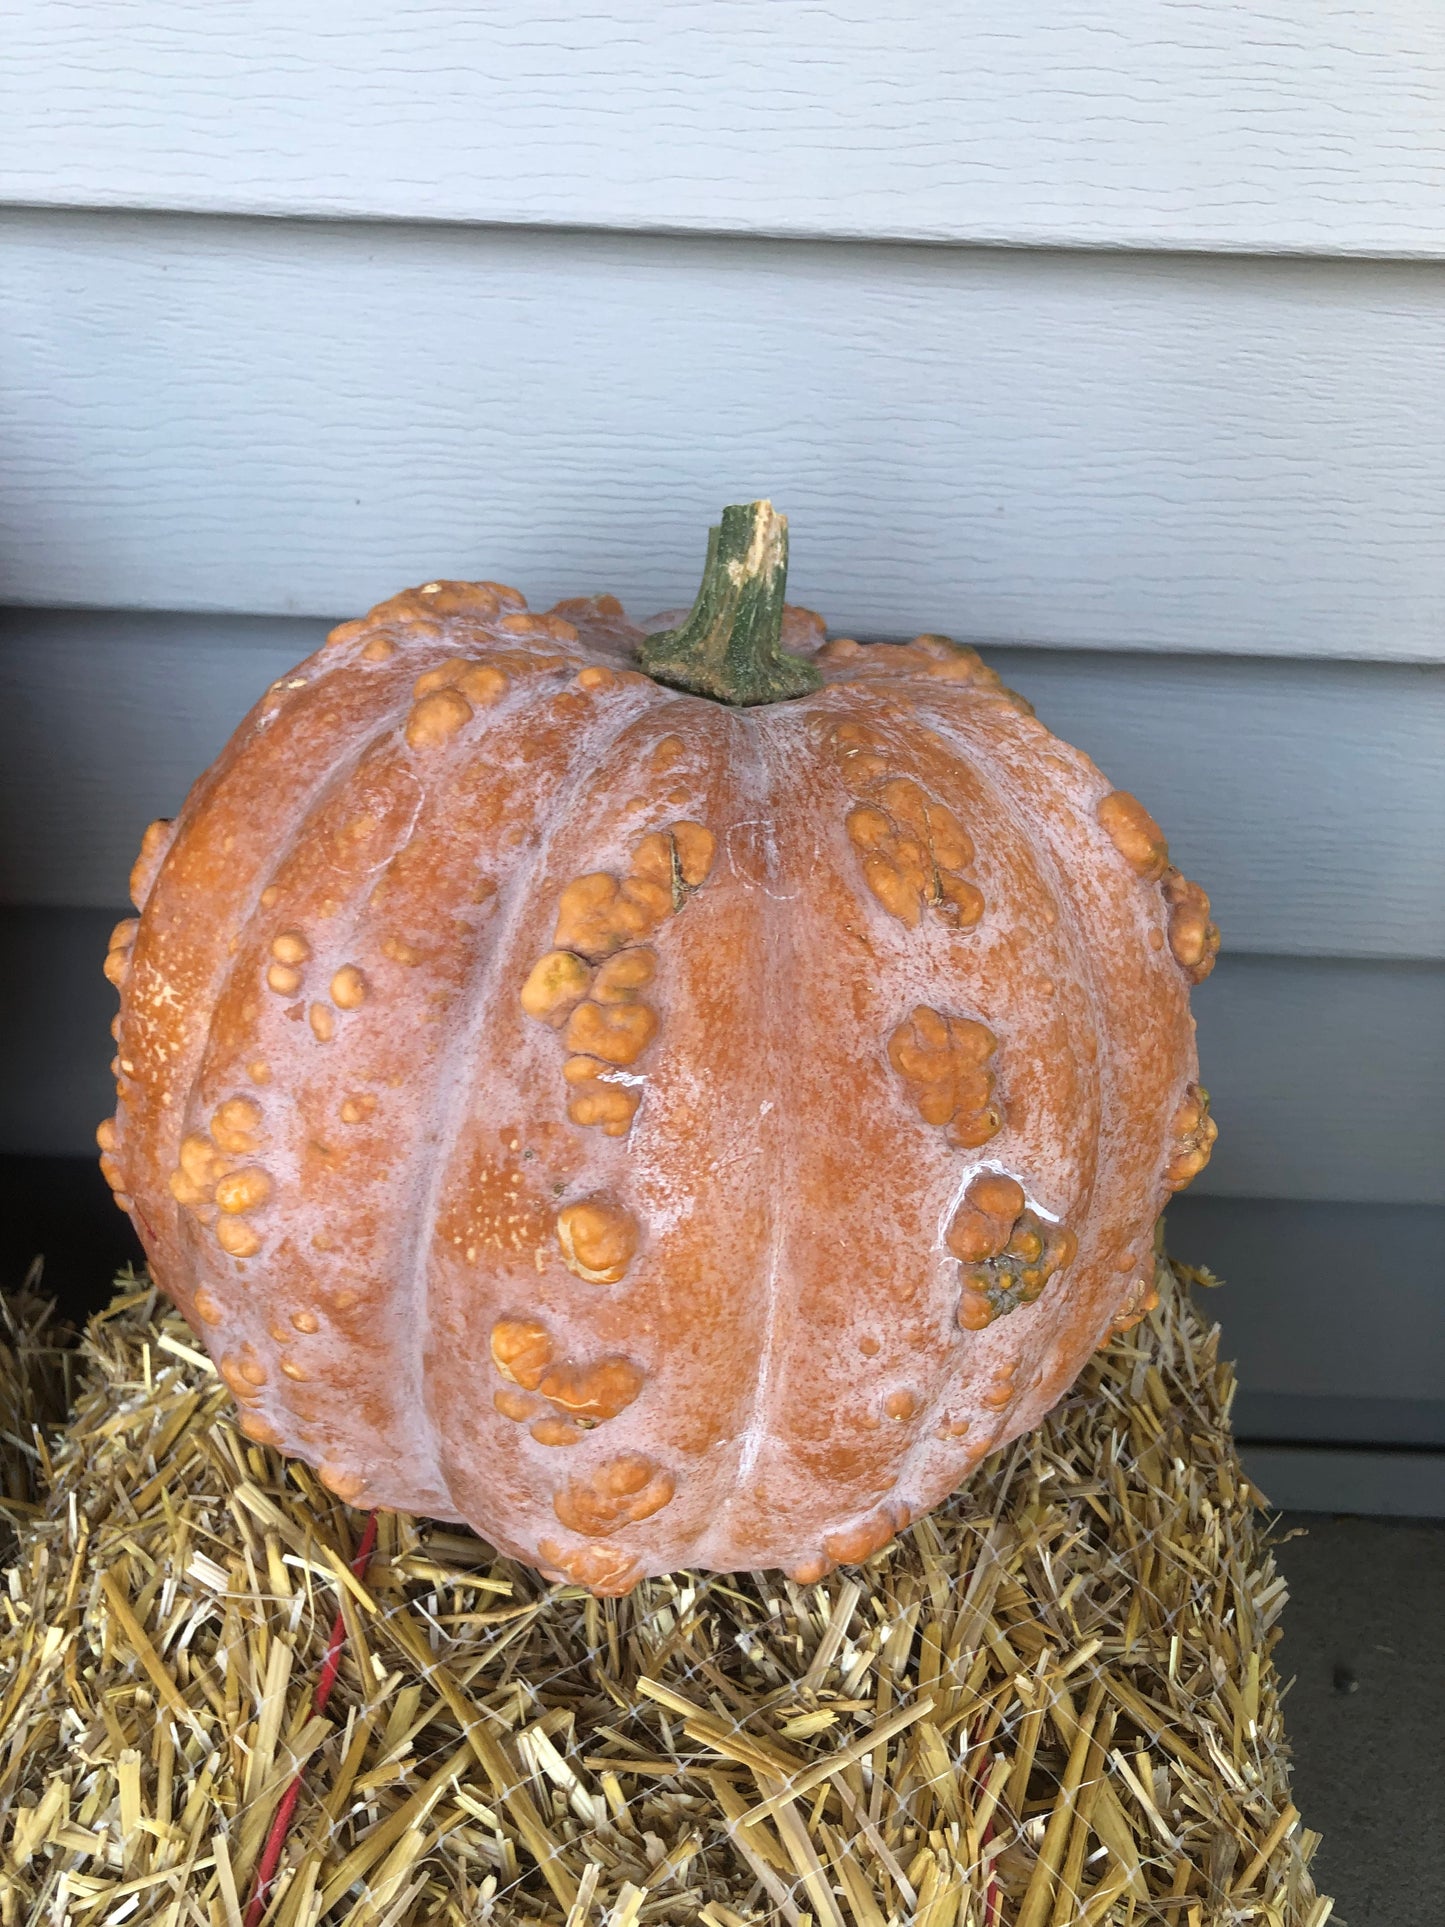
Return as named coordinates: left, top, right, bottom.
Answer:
left=3, top=1158, right=1440, bottom=1923
left=1269, top=1512, right=1444, bottom=1926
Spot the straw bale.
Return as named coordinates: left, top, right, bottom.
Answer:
left=0, top=1282, right=77, bottom=1565
left=0, top=1257, right=1332, bottom=1925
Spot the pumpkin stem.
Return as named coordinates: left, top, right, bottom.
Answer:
left=638, top=501, right=823, bottom=706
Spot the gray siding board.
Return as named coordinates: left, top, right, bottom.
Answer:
left=3, top=611, right=1442, bottom=964
left=1189, top=958, right=1444, bottom=1207
left=4, top=3, right=1445, bottom=257
left=4, top=211, right=1445, bottom=661
left=1166, top=1196, right=1445, bottom=1413
left=4, top=909, right=1439, bottom=1209
left=1238, top=1445, right=1445, bottom=1518
left=0, top=910, right=122, bottom=1167
left=1230, top=1393, right=1445, bottom=1449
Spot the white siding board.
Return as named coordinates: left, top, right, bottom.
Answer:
left=2, top=910, right=1439, bottom=1209
left=4, top=3, right=1445, bottom=257
left=3, top=211, right=1445, bottom=660
left=2, top=612, right=1441, bottom=963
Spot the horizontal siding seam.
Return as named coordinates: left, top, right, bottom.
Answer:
left=6, top=599, right=1444, bottom=673
left=4, top=193, right=1445, bottom=268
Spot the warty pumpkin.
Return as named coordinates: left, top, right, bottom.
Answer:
left=99, top=502, right=1218, bottom=1594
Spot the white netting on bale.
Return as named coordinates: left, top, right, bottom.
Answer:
left=0, top=1259, right=1331, bottom=1927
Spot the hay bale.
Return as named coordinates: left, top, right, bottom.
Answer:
left=0, top=1283, right=76, bottom=1565
left=0, top=1258, right=1331, bottom=1926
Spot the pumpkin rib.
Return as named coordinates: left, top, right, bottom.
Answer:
left=816, top=689, right=1100, bottom=1521
left=118, top=646, right=429, bottom=1327
left=519, top=692, right=774, bottom=1564
left=461, top=688, right=777, bottom=1567
left=363, top=672, right=623, bottom=1506
left=411, top=682, right=681, bottom=1523
left=709, top=707, right=793, bottom=1541
left=591, top=697, right=786, bottom=1563
left=876, top=695, right=1112, bottom=1511
left=681, top=699, right=838, bottom=1571
left=179, top=664, right=526, bottom=1507
left=889, top=684, right=1111, bottom=1203
left=904, top=680, right=1188, bottom=1349
left=194, top=748, right=433, bottom=1464
left=692, top=697, right=952, bottom=1562
left=420, top=683, right=739, bottom=1544
left=805, top=678, right=1117, bottom=1503
left=801, top=694, right=974, bottom=1543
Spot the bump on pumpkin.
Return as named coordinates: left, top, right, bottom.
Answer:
left=888, top=1005, right=1002, bottom=1148
left=1097, top=789, right=1170, bottom=881
left=834, top=728, right=985, bottom=929
left=1165, top=1083, right=1219, bottom=1190
left=948, top=1173, right=1077, bottom=1331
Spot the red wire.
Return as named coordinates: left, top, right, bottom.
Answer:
left=982, top=1817, right=1002, bottom=1927
left=967, top=1728, right=1004, bottom=1927
left=243, top=1510, right=379, bottom=1927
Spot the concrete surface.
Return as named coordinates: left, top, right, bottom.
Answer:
left=1271, top=1513, right=1445, bottom=1925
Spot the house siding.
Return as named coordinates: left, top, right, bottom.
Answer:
left=2, top=6, right=1440, bottom=1495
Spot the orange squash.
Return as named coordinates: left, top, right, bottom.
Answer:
left=99, top=503, right=1217, bottom=1593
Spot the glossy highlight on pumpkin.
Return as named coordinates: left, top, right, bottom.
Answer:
left=98, top=512, right=1218, bottom=1593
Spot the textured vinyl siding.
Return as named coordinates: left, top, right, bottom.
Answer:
left=1188, top=958, right=1443, bottom=1207
left=1167, top=1196, right=1445, bottom=1417
left=3, top=7, right=1440, bottom=1476
left=4, top=2, right=1445, bottom=256
left=3, top=211, right=1445, bottom=660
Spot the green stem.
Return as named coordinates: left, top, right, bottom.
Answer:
left=637, top=501, right=823, bottom=706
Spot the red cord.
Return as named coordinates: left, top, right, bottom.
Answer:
left=982, top=1817, right=1002, bottom=1927
left=243, top=1510, right=379, bottom=1927
left=967, top=1729, right=1003, bottom=1927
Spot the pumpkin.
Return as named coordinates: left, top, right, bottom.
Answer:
left=98, top=503, right=1218, bottom=1594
